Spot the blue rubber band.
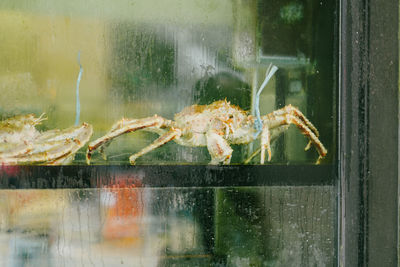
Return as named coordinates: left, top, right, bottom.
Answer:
left=75, top=51, right=83, bottom=126
left=254, top=65, right=278, bottom=138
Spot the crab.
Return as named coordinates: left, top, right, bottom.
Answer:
left=86, top=100, right=327, bottom=165
left=0, top=114, right=93, bottom=165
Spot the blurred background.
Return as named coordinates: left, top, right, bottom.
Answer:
left=0, top=185, right=335, bottom=266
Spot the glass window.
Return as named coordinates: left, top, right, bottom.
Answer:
left=0, top=0, right=335, bottom=165
left=0, top=0, right=338, bottom=266
left=0, top=186, right=335, bottom=266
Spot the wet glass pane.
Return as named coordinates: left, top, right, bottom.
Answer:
left=0, top=0, right=336, bottom=165
left=0, top=186, right=335, bottom=266
left=0, top=0, right=338, bottom=265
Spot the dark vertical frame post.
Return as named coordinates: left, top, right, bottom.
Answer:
left=340, top=0, right=398, bottom=265
left=339, top=0, right=369, bottom=264
left=367, top=0, right=398, bottom=265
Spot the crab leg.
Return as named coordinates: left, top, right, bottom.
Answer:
left=206, top=130, right=233, bottom=165
left=43, top=123, right=93, bottom=165
left=35, top=123, right=93, bottom=165
left=1, top=141, right=76, bottom=165
left=244, top=125, right=289, bottom=164
left=260, top=124, right=271, bottom=164
left=263, top=105, right=324, bottom=155
left=129, top=128, right=182, bottom=164
left=35, top=123, right=92, bottom=143
left=265, top=105, right=320, bottom=152
left=49, top=153, right=76, bottom=165
left=264, top=105, right=320, bottom=137
left=264, top=114, right=327, bottom=161
left=0, top=143, right=33, bottom=159
left=86, top=115, right=172, bottom=163
left=0, top=123, right=92, bottom=165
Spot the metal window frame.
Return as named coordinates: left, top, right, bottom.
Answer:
left=339, top=0, right=399, bottom=265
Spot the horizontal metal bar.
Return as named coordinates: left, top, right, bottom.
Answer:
left=0, top=164, right=335, bottom=189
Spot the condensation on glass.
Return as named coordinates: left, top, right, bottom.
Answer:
left=0, top=186, right=335, bottom=266
left=0, top=0, right=335, bottom=165
left=0, top=0, right=337, bottom=266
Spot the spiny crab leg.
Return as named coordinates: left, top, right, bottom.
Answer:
left=39, top=123, right=93, bottom=165
left=35, top=124, right=91, bottom=143
left=49, top=153, right=76, bottom=165
left=266, top=105, right=320, bottom=152
left=1, top=140, right=77, bottom=165
left=86, top=115, right=172, bottom=163
left=264, top=113, right=327, bottom=163
left=244, top=125, right=289, bottom=164
left=38, top=123, right=92, bottom=165
left=1, top=123, right=92, bottom=165
left=48, top=123, right=93, bottom=165
left=0, top=143, right=33, bottom=160
left=36, top=122, right=92, bottom=148
left=129, top=128, right=182, bottom=164
left=260, top=124, right=271, bottom=164
left=265, top=105, right=320, bottom=137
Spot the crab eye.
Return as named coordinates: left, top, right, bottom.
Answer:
left=229, top=115, right=233, bottom=119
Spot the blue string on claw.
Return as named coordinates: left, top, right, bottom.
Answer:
left=254, top=65, right=279, bottom=138
left=75, top=51, right=83, bottom=126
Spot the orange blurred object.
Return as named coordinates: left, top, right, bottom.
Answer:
left=102, top=176, right=143, bottom=246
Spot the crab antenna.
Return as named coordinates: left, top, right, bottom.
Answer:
left=254, top=64, right=278, bottom=137
left=37, top=113, right=47, bottom=122
left=75, top=51, right=83, bottom=126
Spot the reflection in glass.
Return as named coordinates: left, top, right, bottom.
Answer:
left=0, top=0, right=337, bottom=265
left=0, top=186, right=334, bottom=266
left=0, top=0, right=335, bottom=165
